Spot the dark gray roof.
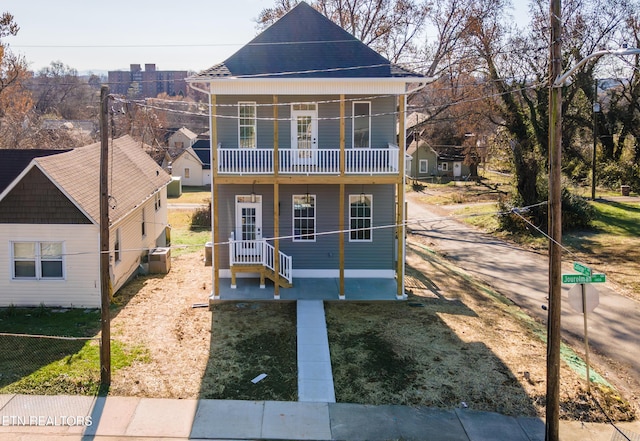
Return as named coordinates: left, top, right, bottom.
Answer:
left=192, top=2, right=418, bottom=80
left=0, top=149, right=70, bottom=194
left=192, top=140, right=211, bottom=170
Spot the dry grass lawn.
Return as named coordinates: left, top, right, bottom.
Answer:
left=105, top=245, right=635, bottom=422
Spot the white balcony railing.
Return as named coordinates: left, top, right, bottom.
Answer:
left=229, top=238, right=293, bottom=284
left=217, top=146, right=400, bottom=175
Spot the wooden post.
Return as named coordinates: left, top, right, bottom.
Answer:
left=340, top=95, right=345, bottom=176
left=99, top=85, right=111, bottom=387
left=339, top=95, right=346, bottom=299
left=273, top=96, right=280, bottom=298
left=339, top=183, right=345, bottom=299
left=211, top=95, right=219, bottom=298
left=397, top=95, right=406, bottom=299
left=274, top=183, right=280, bottom=299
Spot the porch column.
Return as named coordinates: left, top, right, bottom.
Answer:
left=211, top=94, right=220, bottom=299
left=339, top=94, right=346, bottom=299
left=273, top=96, right=281, bottom=299
left=396, top=94, right=406, bottom=299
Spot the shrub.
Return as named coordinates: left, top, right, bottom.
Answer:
left=191, top=202, right=211, bottom=230
left=598, top=161, right=640, bottom=193
left=497, top=185, right=594, bottom=234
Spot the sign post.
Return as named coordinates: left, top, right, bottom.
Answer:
left=581, top=283, right=591, bottom=393
left=563, top=263, right=605, bottom=393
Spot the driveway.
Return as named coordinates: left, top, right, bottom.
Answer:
left=406, top=192, right=640, bottom=392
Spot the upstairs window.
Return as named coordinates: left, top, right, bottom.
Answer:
left=239, top=102, right=257, bottom=148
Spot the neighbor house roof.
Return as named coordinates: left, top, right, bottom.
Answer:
left=406, top=139, right=466, bottom=161
left=192, top=140, right=211, bottom=170
left=190, top=2, right=420, bottom=80
left=31, top=135, right=171, bottom=225
left=0, top=149, right=70, bottom=194
left=173, top=126, right=198, bottom=140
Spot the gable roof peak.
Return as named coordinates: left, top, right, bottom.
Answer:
left=190, top=1, right=422, bottom=80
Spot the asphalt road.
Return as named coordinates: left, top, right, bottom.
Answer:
left=406, top=192, right=640, bottom=393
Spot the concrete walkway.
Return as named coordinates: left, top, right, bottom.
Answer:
left=4, top=393, right=639, bottom=440
left=297, top=300, right=336, bottom=402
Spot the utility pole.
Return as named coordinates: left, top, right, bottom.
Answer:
left=546, top=0, right=563, bottom=439
left=591, top=78, right=599, bottom=200
left=99, top=85, right=111, bottom=387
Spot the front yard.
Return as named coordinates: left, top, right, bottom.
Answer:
left=0, top=246, right=634, bottom=422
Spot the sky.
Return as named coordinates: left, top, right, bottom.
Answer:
left=2, top=0, right=531, bottom=75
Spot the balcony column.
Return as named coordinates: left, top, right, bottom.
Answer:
left=396, top=94, right=406, bottom=299
left=211, top=94, right=220, bottom=299
left=273, top=95, right=280, bottom=299
left=339, top=94, right=346, bottom=299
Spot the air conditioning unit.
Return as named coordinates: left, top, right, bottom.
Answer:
left=149, top=247, right=171, bottom=273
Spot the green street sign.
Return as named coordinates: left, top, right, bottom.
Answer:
left=573, top=262, right=592, bottom=276
left=562, top=273, right=606, bottom=284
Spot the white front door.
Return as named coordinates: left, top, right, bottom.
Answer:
left=235, top=195, right=262, bottom=258
left=291, top=104, right=318, bottom=165
left=453, top=162, right=462, bottom=177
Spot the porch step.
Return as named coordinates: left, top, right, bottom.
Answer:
left=231, top=264, right=293, bottom=289
left=264, top=268, right=293, bottom=288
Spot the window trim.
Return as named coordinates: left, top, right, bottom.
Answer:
left=440, top=162, right=448, bottom=171
left=11, top=241, right=65, bottom=280
left=419, top=159, right=428, bottom=174
left=292, top=194, right=316, bottom=242
left=114, top=228, right=121, bottom=263
left=184, top=167, right=190, bottom=179
left=349, top=194, right=373, bottom=242
left=352, top=101, right=371, bottom=148
left=141, top=208, right=146, bottom=237
left=238, top=101, right=257, bottom=149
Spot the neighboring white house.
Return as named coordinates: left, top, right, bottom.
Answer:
left=162, top=146, right=206, bottom=186
left=167, top=127, right=198, bottom=150
left=0, top=135, right=172, bottom=307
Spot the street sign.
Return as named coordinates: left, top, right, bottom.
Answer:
left=568, top=283, right=599, bottom=313
left=573, top=262, right=592, bottom=276
left=562, top=273, right=606, bottom=284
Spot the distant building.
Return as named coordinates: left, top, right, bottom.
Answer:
left=108, top=64, right=188, bottom=98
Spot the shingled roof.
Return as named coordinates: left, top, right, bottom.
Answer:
left=191, top=2, right=418, bottom=80
left=30, top=136, right=171, bottom=225
left=0, top=149, right=70, bottom=194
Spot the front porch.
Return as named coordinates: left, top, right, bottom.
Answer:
left=211, top=277, right=402, bottom=302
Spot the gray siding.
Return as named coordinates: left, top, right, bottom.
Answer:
left=216, top=183, right=395, bottom=271
left=214, top=95, right=397, bottom=149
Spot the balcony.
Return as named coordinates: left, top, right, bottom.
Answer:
left=216, top=145, right=401, bottom=175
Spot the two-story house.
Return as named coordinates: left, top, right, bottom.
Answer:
left=187, top=2, right=427, bottom=301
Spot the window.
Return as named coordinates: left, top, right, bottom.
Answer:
left=238, top=102, right=257, bottom=148
left=353, top=102, right=371, bottom=148
left=441, top=162, right=448, bottom=171
left=114, top=228, right=121, bottom=262
left=174, top=141, right=184, bottom=149
left=141, top=208, right=146, bottom=237
left=154, top=192, right=161, bottom=211
left=184, top=168, right=190, bottom=179
left=419, top=159, right=428, bottom=174
left=349, top=195, right=372, bottom=242
left=12, top=241, right=64, bottom=279
left=293, top=195, right=315, bottom=241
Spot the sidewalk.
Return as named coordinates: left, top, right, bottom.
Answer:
left=1, top=394, right=639, bottom=440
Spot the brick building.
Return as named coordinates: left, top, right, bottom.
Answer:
left=108, top=64, right=188, bottom=98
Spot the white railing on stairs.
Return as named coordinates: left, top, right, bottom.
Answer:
left=229, top=238, right=293, bottom=284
